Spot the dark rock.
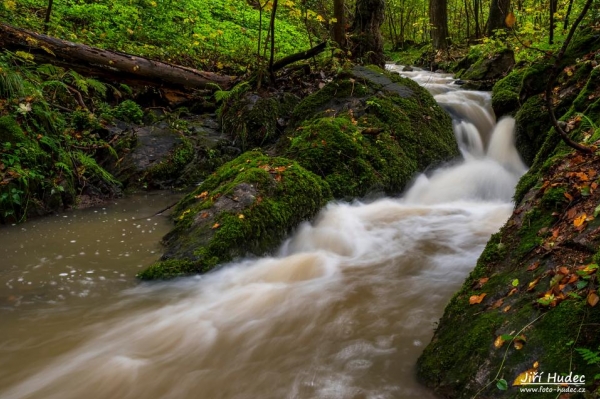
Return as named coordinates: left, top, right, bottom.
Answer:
left=402, top=65, right=414, bottom=72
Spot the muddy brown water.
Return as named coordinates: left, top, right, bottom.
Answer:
left=0, top=68, right=526, bottom=399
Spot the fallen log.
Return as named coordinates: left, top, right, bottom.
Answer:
left=271, top=41, right=327, bottom=72
left=0, top=23, right=235, bottom=91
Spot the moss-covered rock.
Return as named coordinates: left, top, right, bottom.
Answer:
left=138, top=151, right=332, bottom=279
left=283, top=65, right=458, bottom=198
left=220, top=91, right=300, bottom=150
left=460, top=49, right=515, bottom=90
left=418, top=146, right=600, bottom=398
left=420, top=38, right=600, bottom=397
left=491, top=70, right=523, bottom=118
left=286, top=116, right=417, bottom=198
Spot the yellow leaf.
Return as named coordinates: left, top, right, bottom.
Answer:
left=469, top=293, right=486, bottom=304
left=212, top=223, right=220, bottom=229
left=238, top=214, right=245, bottom=219
left=505, top=12, right=516, bottom=28
left=316, top=14, right=325, bottom=22
left=40, top=45, right=56, bottom=56
left=574, top=213, right=587, bottom=227
left=513, top=369, right=537, bottom=386
left=494, top=335, right=505, bottom=348
left=15, top=51, right=34, bottom=61
left=3, top=0, right=16, bottom=10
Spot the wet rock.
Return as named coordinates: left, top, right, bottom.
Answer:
left=403, top=65, right=414, bottom=72
left=137, top=151, right=332, bottom=279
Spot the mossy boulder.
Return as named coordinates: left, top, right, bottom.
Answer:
left=220, top=91, right=300, bottom=151
left=283, top=65, right=458, bottom=198
left=419, top=45, right=600, bottom=397
left=286, top=117, right=417, bottom=198
left=491, top=70, right=523, bottom=118
left=138, top=151, right=332, bottom=279
left=418, top=148, right=600, bottom=398
left=460, top=49, right=515, bottom=90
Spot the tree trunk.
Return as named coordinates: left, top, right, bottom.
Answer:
left=486, top=0, right=510, bottom=36
left=429, top=0, right=449, bottom=49
left=549, top=0, right=558, bottom=44
left=333, top=0, right=346, bottom=49
left=350, top=0, right=386, bottom=67
left=0, top=23, right=234, bottom=91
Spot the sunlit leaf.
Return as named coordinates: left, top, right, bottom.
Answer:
left=588, top=292, right=599, bottom=307
left=505, top=12, right=516, bottom=28
left=469, top=293, right=486, bottom=304
left=574, top=213, right=587, bottom=227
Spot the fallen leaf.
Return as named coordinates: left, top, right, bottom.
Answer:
left=494, top=335, right=506, bottom=348
left=574, top=213, right=587, bottom=227
left=588, top=292, right=599, bottom=307
left=503, top=305, right=512, bottom=312
left=564, top=192, right=574, bottom=201
left=212, top=223, right=220, bottom=229
left=527, top=262, right=540, bottom=271
left=508, top=288, right=518, bottom=296
left=513, top=369, right=537, bottom=386
left=194, top=191, right=209, bottom=199
left=238, top=214, right=245, bottom=219
left=491, top=298, right=504, bottom=309
left=527, top=277, right=541, bottom=291
left=559, top=266, right=569, bottom=275
left=469, top=293, right=487, bottom=305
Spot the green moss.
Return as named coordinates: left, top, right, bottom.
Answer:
left=138, top=151, right=332, bottom=279
left=144, top=136, right=194, bottom=183
left=290, top=78, right=373, bottom=125
left=514, top=95, right=551, bottom=166
left=221, top=92, right=300, bottom=150
left=574, top=69, right=600, bottom=112
left=492, top=70, right=523, bottom=117
left=286, top=116, right=417, bottom=199
left=0, top=115, right=26, bottom=144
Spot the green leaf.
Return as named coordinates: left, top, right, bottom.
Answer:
left=595, top=204, right=600, bottom=218
left=576, top=280, right=589, bottom=290
left=512, top=279, right=519, bottom=287
left=497, top=379, right=508, bottom=390
left=500, top=334, right=514, bottom=341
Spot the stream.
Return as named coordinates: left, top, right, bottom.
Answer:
left=0, top=66, right=526, bottom=399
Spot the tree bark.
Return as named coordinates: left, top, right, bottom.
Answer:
left=350, top=0, right=386, bottom=68
left=333, top=0, right=346, bottom=49
left=0, top=23, right=234, bottom=91
left=429, top=0, right=449, bottom=49
left=486, top=0, right=510, bottom=36
left=271, top=41, right=327, bottom=71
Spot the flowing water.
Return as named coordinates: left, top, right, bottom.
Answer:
left=0, top=67, right=526, bottom=399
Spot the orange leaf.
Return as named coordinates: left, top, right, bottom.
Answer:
left=469, top=293, right=487, bottom=304
left=508, top=288, right=518, bottom=296
left=564, top=192, right=574, bottom=201
left=574, top=213, right=587, bottom=227
left=559, top=266, right=569, bottom=275
left=212, top=223, right=220, bottom=229
left=588, top=292, right=599, bottom=307
left=491, top=298, right=504, bottom=309
left=527, top=262, right=540, bottom=271
left=505, top=12, right=516, bottom=28
left=194, top=191, right=209, bottom=199
left=503, top=305, right=512, bottom=312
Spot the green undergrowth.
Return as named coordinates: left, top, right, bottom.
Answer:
left=138, top=151, right=332, bottom=279
left=2, top=0, right=317, bottom=71
left=0, top=51, right=137, bottom=222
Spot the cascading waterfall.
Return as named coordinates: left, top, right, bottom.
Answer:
left=0, top=66, right=526, bottom=399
